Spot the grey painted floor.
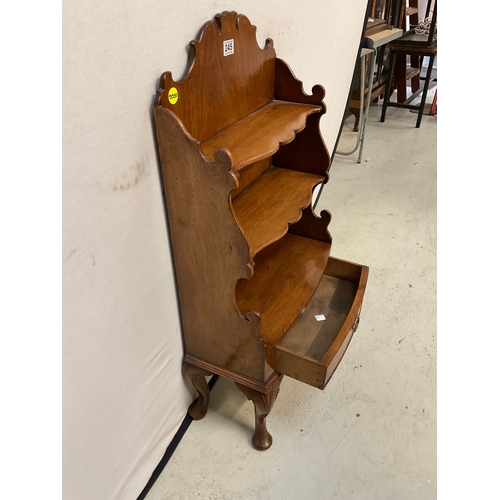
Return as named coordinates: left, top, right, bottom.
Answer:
left=145, top=92, right=437, bottom=500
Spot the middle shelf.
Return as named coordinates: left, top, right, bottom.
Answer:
left=200, top=100, right=321, bottom=171
left=235, top=233, right=331, bottom=347
left=232, top=166, right=324, bottom=256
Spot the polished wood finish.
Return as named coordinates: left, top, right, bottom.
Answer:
left=185, top=354, right=282, bottom=394
left=201, top=101, right=321, bottom=170
left=235, top=233, right=331, bottom=348
left=235, top=374, right=283, bottom=450
left=230, top=158, right=271, bottom=199
left=182, top=362, right=213, bottom=420
left=154, top=107, right=268, bottom=383
left=232, top=167, right=324, bottom=256
left=157, top=11, right=275, bottom=143
left=273, top=59, right=330, bottom=178
left=153, top=11, right=368, bottom=450
left=275, top=258, right=368, bottom=389
left=274, top=58, right=326, bottom=106
left=288, top=204, right=332, bottom=243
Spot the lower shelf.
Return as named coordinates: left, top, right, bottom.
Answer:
left=272, top=256, right=368, bottom=389
left=235, top=233, right=331, bottom=347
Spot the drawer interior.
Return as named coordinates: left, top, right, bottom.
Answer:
left=272, top=257, right=368, bottom=389
left=278, top=275, right=358, bottom=360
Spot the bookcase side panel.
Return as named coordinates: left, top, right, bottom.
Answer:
left=153, top=107, right=268, bottom=382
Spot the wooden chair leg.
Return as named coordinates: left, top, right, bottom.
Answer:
left=182, top=361, right=213, bottom=420
left=235, top=375, right=283, bottom=451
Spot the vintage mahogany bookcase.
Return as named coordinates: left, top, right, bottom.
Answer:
left=153, top=12, right=369, bottom=450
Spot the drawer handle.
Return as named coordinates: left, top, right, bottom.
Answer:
left=352, top=314, right=360, bottom=332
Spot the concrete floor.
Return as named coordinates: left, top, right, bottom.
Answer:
left=145, top=92, right=437, bottom=500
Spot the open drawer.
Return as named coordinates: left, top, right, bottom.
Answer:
left=272, top=257, right=368, bottom=389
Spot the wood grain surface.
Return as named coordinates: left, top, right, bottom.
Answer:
left=153, top=12, right=366, bottom=400
left=275, top=258, right=368, bottom=389
left=154, top=107, right=271, bottom=382
left=232, top=167, right=324, bottom=256
left=201, top=101, right=321, bottom=170
left=235, top=233, right=331, bottom=348
left=156, top=11, right=276, bottom=143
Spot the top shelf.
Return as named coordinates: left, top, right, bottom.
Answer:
left=201, top=100, right=321, bottom=171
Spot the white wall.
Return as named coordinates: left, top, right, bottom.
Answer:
left=62, top=1, right=368, bottom=499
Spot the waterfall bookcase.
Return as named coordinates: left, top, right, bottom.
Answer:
left=153, top=11, right=369, bottom=450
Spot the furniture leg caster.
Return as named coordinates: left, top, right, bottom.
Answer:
left=235, top=374, right=283, bottom=450
left=182, top=362, right=213, bottom=420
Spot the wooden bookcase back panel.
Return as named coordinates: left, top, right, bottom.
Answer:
left=273, top=112, right=331, bottom=178
left=230, top=157, right=271, bottom=199
left=157, top=11, right=276, bottom=143
left=288, top=205, right=333, bottom=244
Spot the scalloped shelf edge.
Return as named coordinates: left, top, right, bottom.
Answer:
left=231, top=170, right=325, bottom=258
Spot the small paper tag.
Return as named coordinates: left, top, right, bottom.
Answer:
left=223, top=39, right=234, bottom=56
left=315, top=314, right=326, bottom=321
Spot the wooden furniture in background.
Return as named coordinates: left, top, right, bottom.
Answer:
left=393, top=0, right=424, bottom=103
left=365, top=0, right=394, bottom=36
left=349, top=0, right=426, bottom=123
left=153, top=11, right=369, bottom=450
left=381, top=0, right=437, bottom=127
left=349, top=0, right=404, bottom=131
left=346, top=29, right=403, bottom=131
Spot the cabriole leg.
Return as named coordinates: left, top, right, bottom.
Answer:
left=182, top=361, right=213, bottom=420
left=235, top=375, right=283, bottom=451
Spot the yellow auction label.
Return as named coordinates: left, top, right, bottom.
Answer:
left=167, top=87, right=179, bottom=105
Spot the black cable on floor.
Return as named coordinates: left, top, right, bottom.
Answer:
left=136, top=374, right=219, bottom=500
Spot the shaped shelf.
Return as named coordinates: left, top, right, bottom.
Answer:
left=201, top=100, right=321, bottom=171
left=232, top=166, right=325, bottom=256
left=235, top=233, right=331, bottom=347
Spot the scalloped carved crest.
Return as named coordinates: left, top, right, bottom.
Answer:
left=157, top=11, right=276, bottom=143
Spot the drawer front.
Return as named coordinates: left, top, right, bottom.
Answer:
left=273, top=258, right=368, bottom=389
left=321, top=312, right=360, bottom=389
